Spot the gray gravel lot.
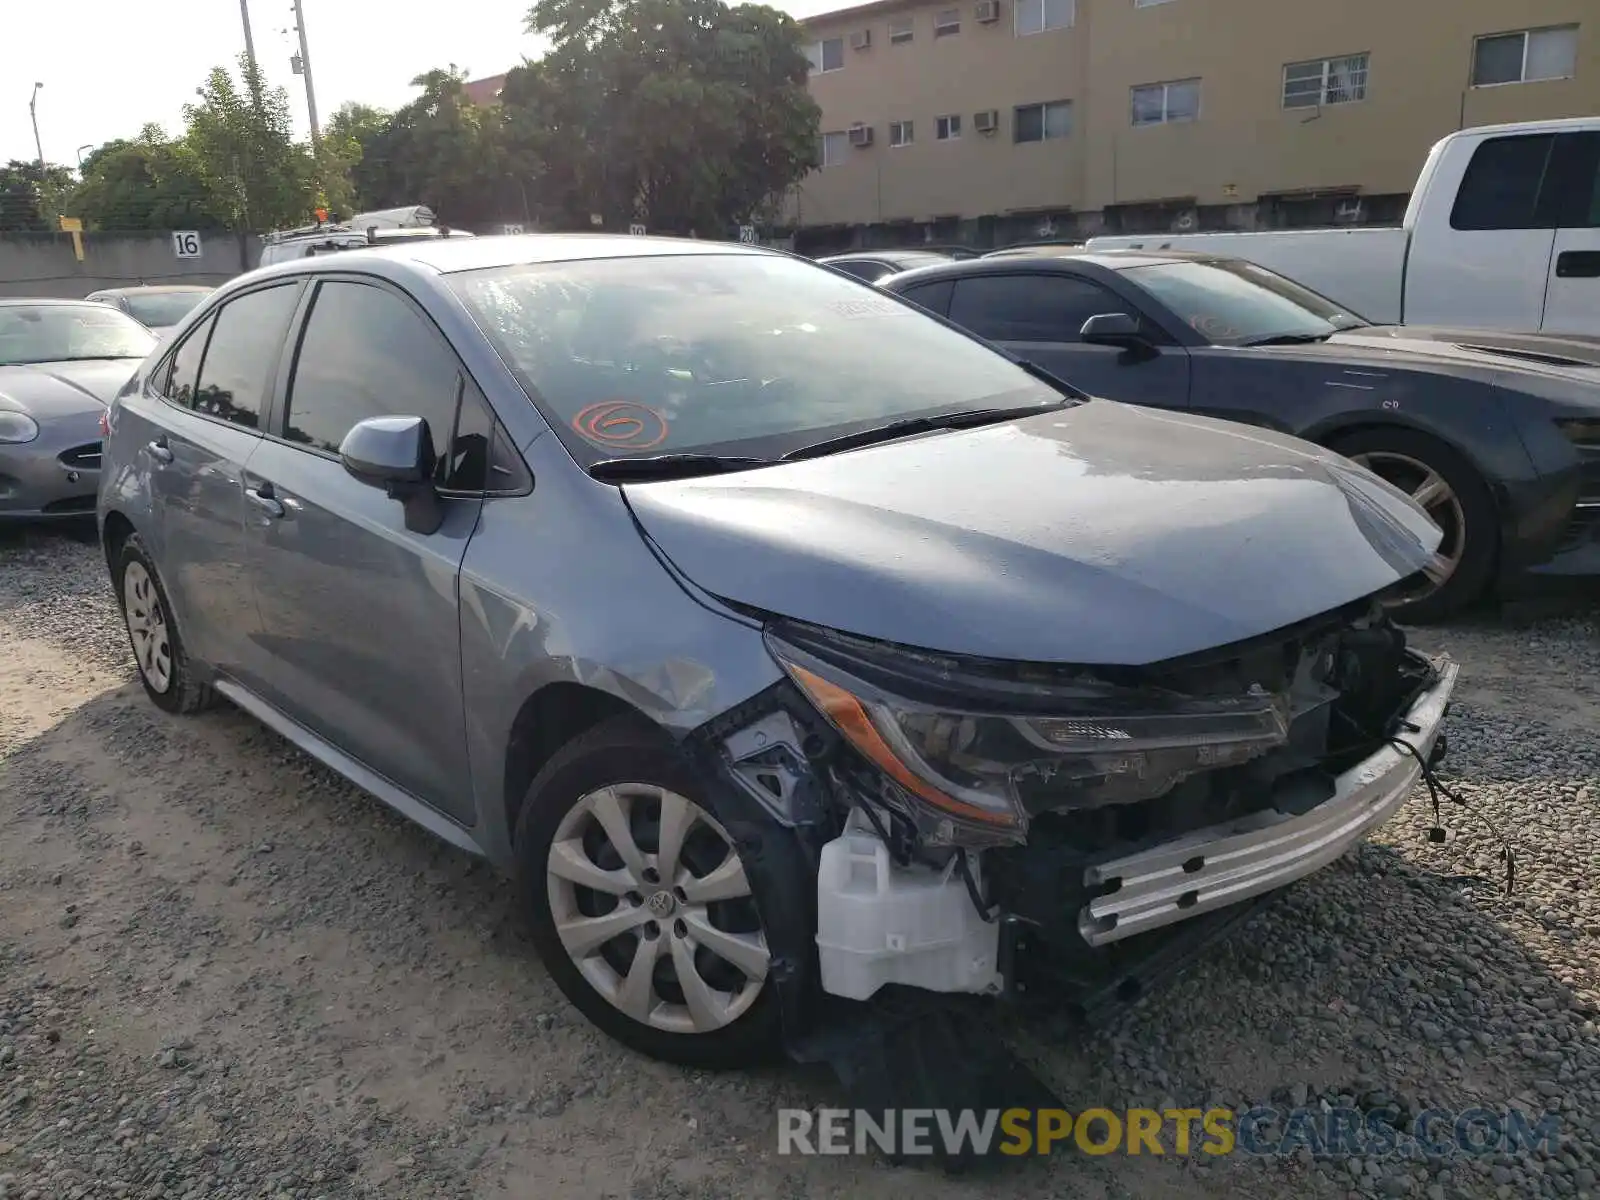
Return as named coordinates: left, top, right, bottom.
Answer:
left=1, top=524, right=1597, bottom=1200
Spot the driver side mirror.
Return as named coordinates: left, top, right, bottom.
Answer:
left=1079, top=311, right=1149, bottom=350
left=339, top=415, right=444, bottom=535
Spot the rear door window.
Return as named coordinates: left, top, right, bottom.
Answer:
left=162, top=315, right=214, bottom=408
left=1450, top=134, right=1556, bottom=231
left=190, top=284, right=301, bottom=430
left=896, top=279, right=955, bottom=315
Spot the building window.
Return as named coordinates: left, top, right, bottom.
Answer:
left=1015, top=100, right=1072, bottom=143
left=888, top=16, right=914, bottom=42
left=820, top=131, right=849, bottom=167
left=1283, top=53, right=1370, bottom=108
left=936, top=113, right=962, bottom=140
left=806, top=37, right=846, bottom=73
left=1015, top=0, right=1074, bottom=35
left=1471, top=26, right=1578, bottom=87
left=1131, top=79, right=1201, bottom=125
left=934, top=8, right=960, bottom=36
left=889, top=120, right=914, bottom=147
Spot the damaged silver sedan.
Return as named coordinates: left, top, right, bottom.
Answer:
left=96, top=235, right=1456, bottom=1070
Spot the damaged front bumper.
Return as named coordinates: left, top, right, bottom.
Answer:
left=1078, top=655, right=1458, bottom=946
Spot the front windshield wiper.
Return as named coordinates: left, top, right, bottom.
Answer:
left=1239, top=332, right=1337, bottom=347
left=587, top=453, right=774, bottom=482
left=780, top=401, right=1067, bottom=463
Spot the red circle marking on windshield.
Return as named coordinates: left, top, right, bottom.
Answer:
left=571, top=400, right=669, bottom=450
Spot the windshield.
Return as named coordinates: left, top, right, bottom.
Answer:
left=1122, top=259, right=1367, bottom=346
left=0, top=303, right=157, bottom=365
left=449, top=252, right=1060, bottom=463
left=124, top=291, right=209, bottom=328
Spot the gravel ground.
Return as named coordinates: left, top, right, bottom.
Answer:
left=1, top=523, right=1597, bottom=1200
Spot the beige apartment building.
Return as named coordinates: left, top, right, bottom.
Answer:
left=787, top=0, right=1597, bottom=249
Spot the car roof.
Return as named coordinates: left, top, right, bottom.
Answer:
left=0, top=296, right=123, bottom=308
left=87, top=285, right=214, bottom=298
left=374, top=233, right=774, bottom=274
left=820, top=250, right=951, bottom=266
left=883, top=247, right=1227, bottom=287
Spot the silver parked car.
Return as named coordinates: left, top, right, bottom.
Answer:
left=85, top=285, right=214, bottom=331
left=98, top=234, right=1456, bottom=1068
left=1, top=299, right=156, bottom=520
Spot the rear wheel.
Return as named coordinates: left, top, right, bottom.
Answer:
left=515, top=717, right=789, bottom=1068
left=1329, top=427, right=1497, bottom=623
left=114, top=534, right=214, bottom=714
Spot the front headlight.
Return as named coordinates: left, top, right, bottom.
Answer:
left=0, top=411, right=40, bottom=444
left=768, top=628, right=1290, bottom=847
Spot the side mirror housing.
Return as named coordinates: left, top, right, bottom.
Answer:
left=1080, top=311, right=1147, bottom=349
left=339, top=415, right=444, bottom=534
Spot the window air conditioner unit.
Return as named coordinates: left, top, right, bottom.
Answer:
left=973, top=109, right=999, bottom=134
left=850, top=28, right=872, bottom=49
left=849, top=123, right=875, bottom=146
left=975, top=1, right=1000, bottom=22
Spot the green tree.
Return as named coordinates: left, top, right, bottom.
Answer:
left=348, top=67, right=523, bottom=228
left=509, top=0, right=819, bottom=234
left=182, top=55, right=316, bottom=230
left=0, top=160, right=75, bottom=231
left=68, top=126, right=226, bottom=231
left=321, top=102, right=393, bottom=217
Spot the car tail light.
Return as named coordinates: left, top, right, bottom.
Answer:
left=98, top=410, right=111, bottom=437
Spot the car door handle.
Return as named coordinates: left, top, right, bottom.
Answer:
left=147, top=436, right=173, bottom=464
left=1555, top=250, right=1600, bottom=279
left=245, top=483, right=285, bottom=518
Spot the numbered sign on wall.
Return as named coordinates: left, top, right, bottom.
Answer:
left=629, top=223, right=647, bottom=236
left=738, top=225, right=757, bottom=244
left=172, top=231, right=202, bottom=259
left=500, top=223, right=525, bottom=236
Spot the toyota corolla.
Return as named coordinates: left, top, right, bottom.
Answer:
left=97, top=235, right=1457, bottom=1068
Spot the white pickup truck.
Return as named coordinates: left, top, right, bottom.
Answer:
left=1086, top=116, right=1600, bottom=336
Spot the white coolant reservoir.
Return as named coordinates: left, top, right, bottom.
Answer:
left=815, top=823, right=1002, bottom=1001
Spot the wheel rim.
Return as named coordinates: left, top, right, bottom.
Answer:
left=122, top=561, right=173, bottom=694
left=546, top=784, right=769, bottom=1035
left=1348, top=450, right=1466, bottom=601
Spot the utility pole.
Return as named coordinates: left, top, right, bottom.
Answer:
left=290, top=0, right=321, bottom=151
left=29, top=82, right=44, bottom=167
left=240, top=0, right=258, bottom=75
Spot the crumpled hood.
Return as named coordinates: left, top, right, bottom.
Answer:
left=0, top=359, right=138, bottom=419
left=623, top=401, right=1442, bottom=666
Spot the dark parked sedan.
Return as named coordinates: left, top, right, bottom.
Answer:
left=0, top=299, right=156, bottom=520
left=86, top=285, right=214, bottom=331
left=882, top=249, right=1600, bottom=619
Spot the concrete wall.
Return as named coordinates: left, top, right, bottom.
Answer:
left=0, top=232, right=262, bottom=299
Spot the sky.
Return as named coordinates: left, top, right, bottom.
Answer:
left=1, top=0, right=833, bottom=170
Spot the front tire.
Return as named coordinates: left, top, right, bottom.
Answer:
left=1330, top=427, right=1498, bottom=624
left=514, top=717, right=788, bottom=1068
left=114, top=534, right=213, bottom=714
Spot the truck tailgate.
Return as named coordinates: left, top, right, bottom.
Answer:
left=1084, top=227, right=1409, bottom=324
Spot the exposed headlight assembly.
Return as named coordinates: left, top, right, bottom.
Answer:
left=768, top=627, right=1290, bottom=847
left=0, top=411, right=40, bottom=444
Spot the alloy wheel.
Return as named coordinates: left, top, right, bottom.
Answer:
left=1348, top=450, right=1466, bottom=600
left=545, top=783, right=770, bottom=1034
left=122, top=560, right=173, bottom=694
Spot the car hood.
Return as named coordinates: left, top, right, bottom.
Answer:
left=1279, top=325, right=1600, bottom=386
left=0, top=359, right=139, bottom=419
left=622, top=401, right=1442, bottom=666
